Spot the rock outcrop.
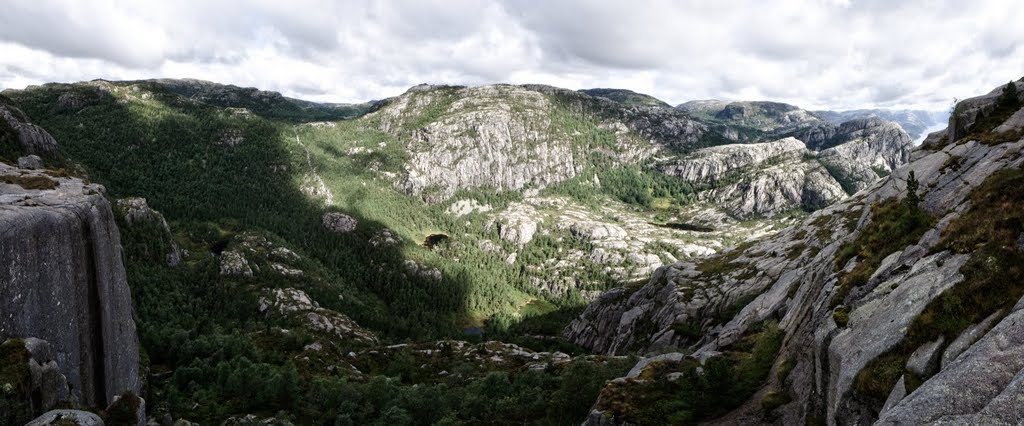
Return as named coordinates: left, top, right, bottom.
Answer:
left=115, top=197, right=182, bottom=267
left=568, top=81, right=1024, bottom=424
left=0, top=163, right=141, bottom=410
left=0, top=101, right=59, bottom=158
left=322, top=212, right=357, bottom=233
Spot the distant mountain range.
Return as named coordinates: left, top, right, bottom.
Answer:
left=675, top=99, right=946, bottom=141
left=814, top=108, right=948, bottom=141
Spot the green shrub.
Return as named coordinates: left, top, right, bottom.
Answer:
left=0, top=339, right=32, bottom=426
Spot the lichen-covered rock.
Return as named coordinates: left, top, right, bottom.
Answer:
left=661, top=125, right=910, bottom=217
left=17, top=154, right=42, bottom=169
left=403, top=259, right=442, bottom=281
left=489, top=203, right=540, bottom=246
left=0, top=163, right=141, bottom=408
left=661, top=137, right=808, bottom=183
left=371, top=84, right=677, bottom=202
left=216, top=128, right=244, bottom=147
left=369, top=228, right=401, bottom=247
left=321, top=212, right=357, bottom=233
left=445, top=199, right=492, bottom=217
left=26, top=410, right=104, bottom=426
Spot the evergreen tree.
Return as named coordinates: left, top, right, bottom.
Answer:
left=905, top=170, right=921, bottom=208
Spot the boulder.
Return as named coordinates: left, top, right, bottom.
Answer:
left=905, top=337, right=945, bottom=377
left=17, top=154, right=42, bottom=169
left=322, top=212, right=357, bottom=233
left=23, top=338, right=72, bottom=411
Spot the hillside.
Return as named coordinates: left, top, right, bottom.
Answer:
left=579, top=88, right=672, bottom=108
left=571, top=79, right=1024, bottom=425
left=677, top=100, right=824, bottom=135
left=1, top=78, right=915, bottom=424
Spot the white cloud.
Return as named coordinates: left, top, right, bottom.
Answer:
left=0, top=0, right=1021, bottom=110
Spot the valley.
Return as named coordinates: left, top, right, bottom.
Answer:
left=1, top=76, right=1021, bottom=426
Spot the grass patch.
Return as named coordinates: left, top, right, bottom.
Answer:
left=832, top=306, right=850, bottom=328
left=0, top=173, right=58, bottom=190
left=786, top=242, right=807, bottom=260
left=697, top=241, right=756, bottom=277
left=831, top=198, right=934, bottom=307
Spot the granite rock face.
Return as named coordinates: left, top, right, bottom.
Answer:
left=370, top=84, right=710, bottom=202
left=0, top=163, right=141, bottom=409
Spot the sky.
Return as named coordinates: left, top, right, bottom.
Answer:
left=0, top=0, right=1022, bottom=111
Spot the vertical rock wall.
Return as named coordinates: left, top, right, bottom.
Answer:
left=0, top=164, right=141, bottom=408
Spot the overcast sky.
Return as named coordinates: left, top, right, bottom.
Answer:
left=0, top=0, right=1021, bottom=110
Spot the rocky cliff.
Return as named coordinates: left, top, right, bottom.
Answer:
left=0, top=164, right=141, bottom=408
left=0, top=108, right=141, bottom=422
left=569, top=80, right=1024, bottom=425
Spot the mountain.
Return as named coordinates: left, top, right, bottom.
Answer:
left=579, top=88, right=672, bottom=108
left=677, top=99, right=824, bottom=134
left=0, top=78, right=918, bottom=424
left=569, top=79, right=1024, bottom=424
left=816, top=108, right=949, bottom=140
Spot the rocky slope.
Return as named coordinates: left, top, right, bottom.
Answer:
left=569, top=79, right=1024, bottom=424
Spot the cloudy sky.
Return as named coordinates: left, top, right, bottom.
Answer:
left=0, top=0, right=1021, bottom=110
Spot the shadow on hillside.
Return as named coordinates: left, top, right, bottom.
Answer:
left=6, top=82, right=474, bottom=341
